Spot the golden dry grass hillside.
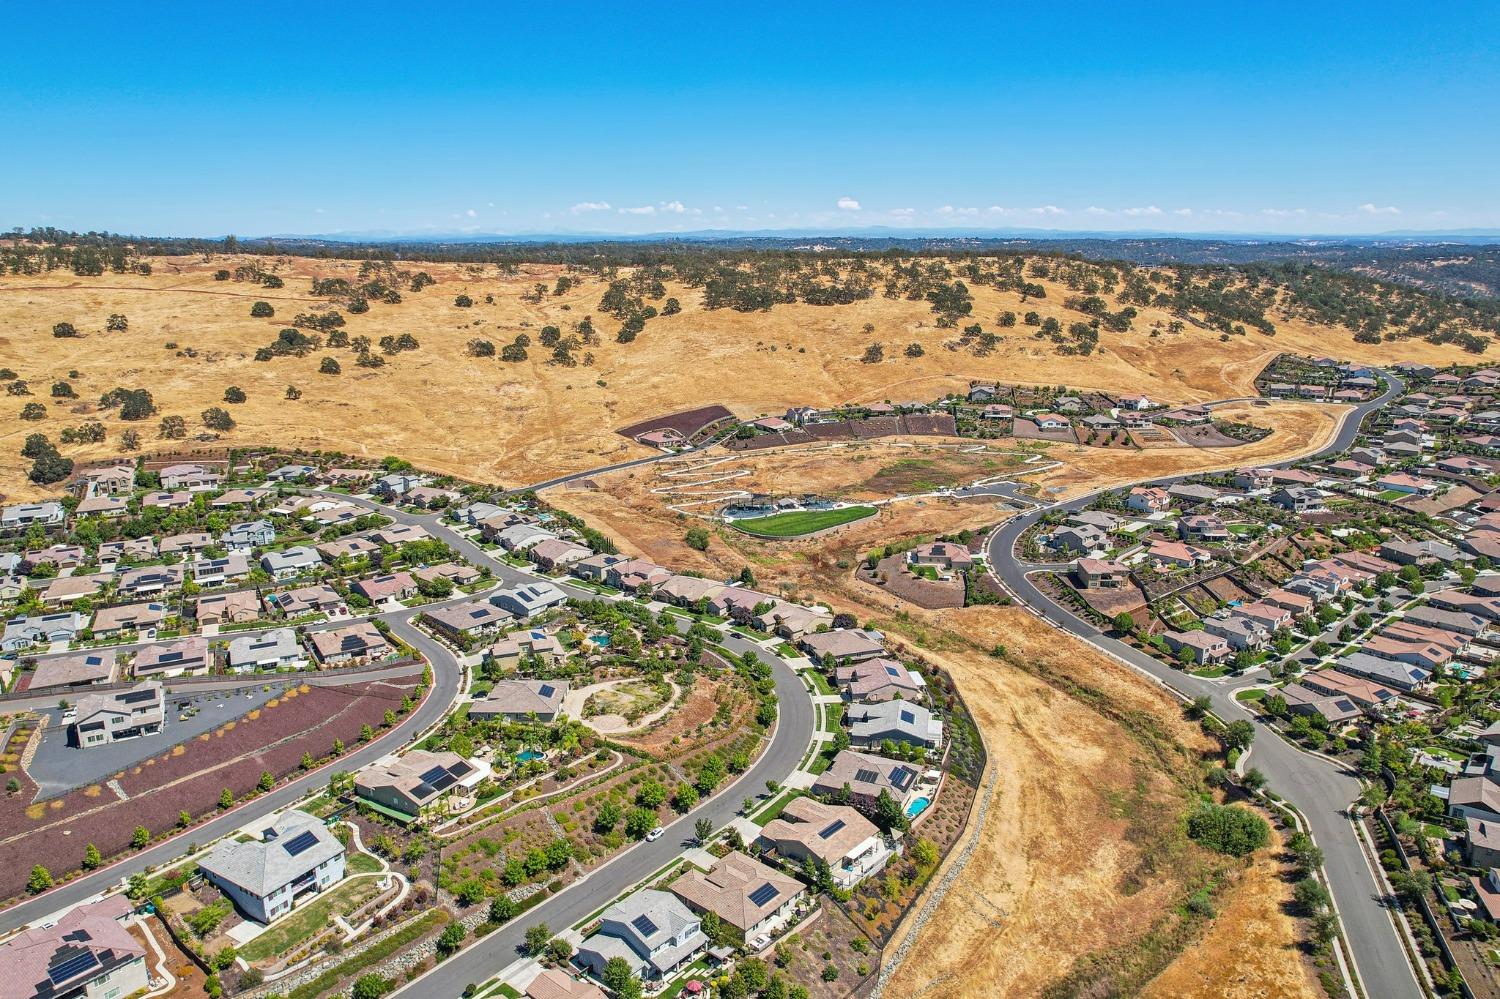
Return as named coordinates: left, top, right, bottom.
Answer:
left=0, top=250, right=1478, bottom=500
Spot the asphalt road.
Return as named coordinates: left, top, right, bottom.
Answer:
left=986, top=378, right=1422, bottom=998
left=0, top=607, right=461, bottom=935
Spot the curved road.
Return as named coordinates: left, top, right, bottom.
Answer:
left=0, top=488, right=817, bottom=999
left=987, top=376, right=1421, bottom=997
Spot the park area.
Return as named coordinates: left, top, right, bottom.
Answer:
left=732, top=505, right=878, bottom=537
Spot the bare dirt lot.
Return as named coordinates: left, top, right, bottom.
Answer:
left=0, top=253, right=1468, bottom=501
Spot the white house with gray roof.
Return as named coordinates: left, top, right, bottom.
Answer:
left=197, top=809, right=345, bottom=923
left=260, top=545, right=321, bottom=581
left=847, top=699, right=943, bottom=749
left=227, top=628, right=305, bottom=671
left=469, top=679, right=569, bottom=722
left=575, top=889, right=706, bottom=983
left=491, top=581, right=568, bottom=619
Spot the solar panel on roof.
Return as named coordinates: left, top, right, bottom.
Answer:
left=748, top=882, right=780, bottom=907
left=631, top=914, right=659, bottom=936
left=283, top=830, right=320, bottom=856
left=428, top=771, right=457, bottom=793
left=450, top=760, right=474, bottom=777
left=853, top=768, right=880, bottom=784
left=47, top=950, right=101, bottom=985
left=818, top=819, right=846, bottom=840
left=899, top=710, right=915, bottom=724
left=884, top=665, right=901, bottom=677
left=411, top=782, right=437, bottom=799
left=537, top=684, right=555, bottom=698
left=418, top=765, right=449, bottom=785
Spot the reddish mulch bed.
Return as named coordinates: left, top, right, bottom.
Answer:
left=900, top=413, right=958, bottom=436
left=616, top=405, right=735, bottom=442
left=0, top=676, right=420, bottom=901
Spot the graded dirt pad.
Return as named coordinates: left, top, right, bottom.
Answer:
left=0, top=253, right=1471, bottom=500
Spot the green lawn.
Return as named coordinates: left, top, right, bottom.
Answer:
left=1377, top=489, right=1410, bottom=501
left=731, top=505, right=877, bottom=538
left=346, top=851, right=383, bottom=874
left=239, top=877, right=385, bottom=962
left=1191, top=665, right=1230, bottom=678
left=805, top=670, right=835, bottom=696
left=754, top=788, right=806, bottom=826
left=1235, top=688, right=1267, bottom=702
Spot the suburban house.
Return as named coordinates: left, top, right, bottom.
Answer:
left=159, top=462, right=222, bottom=490
left=575, top=889, right=707, bottom=984
left=265, top=584, right=346, bottom=618
left=266, top=463, right=317, bottom=481
left=491, top=582, right=569, bottom=618
left=424, top=600, right=513, bottom=641
left=371, top=472, right=425, bottom=498
left=1126, top=486, right=1171, bottom=513
left=525, top=969, right=607, bottom=999
left=1031, top=412, right=1069, bottom=431
left=759, top=798, right=890, bottom=888
left=369, top=524, right=430, bottom=547
left=487, top=629, right=564, bottom=670
left=1271, top=486, right=1325, bottom=513
left=834, top=658, right=924, bottom=703
left=1279, top=684, right=1362, bottom=725
left=1075, top=557, right=1130, bottom=590
left=160, top=531, right=213, bottom=555
left=469, top=679, right=569, bottom=722
left=811, top=749, right=921, bottom=811
left=316, top=536, right=380, bottom=562
left=309, top=621, right=393, bottom=665
left=227, top=629, right=305, bottom=671
left=191, top=552, right=252, bottom=587
left=72, top=681, right=165, bottom=747
left=528, top=538, right=594, bottom=571
left=413, top=562, right=482, bottom=588
left=1377, top=473, right=1441, bottom=497
left=260, top=545, right=322, bottom=581
left=1145, top=540, right=1211, bottom=569
left=30, top=651, right=116, bottom=689
left=1334, top=652, right=1430, bottom=691
left=0, top=895, right=147, bottom=999
left=99, top=536, right=158, bottom=563
left=197, top=809, right=346, bottom=924
left=143, top=489, right=192, bottom=510
left=707, top=586, right=778, bottom=621
left=75, top=494, right=129, bottom=519
left=1200, top=614, right=1267, bottom=651
left=134, top=636, right=211, bottom=678
left=798, top=629, right=886, bottom=666
left=0, top=611, right=85, bottom=652
left=1467, top=817, right=1500, bottom=870
left=669, top=851, right=805, bottom=938
left=196, top=590, right=262, bottom=626
left=847, top=699, right=943, bottom=749
left=753, top=601, right=833, bottom=640
left=494, top=523, right=558, bottom=552
left=353, top=571, right=418, bottom=604
left=223, top=520, right=276, bottom=551
left=1162, top=630, right=1232, bottom=665
left=354, top=749, right=481, bottom=821
left=1052, top=524, right=1109, bottom=554
left=571, top=553, right=625, bottom=583
left=906, top=541, right=974, bottom=571
left=1178, top=515, right=1230, bottom=543
left=606, top=559, right=675, bottom=593
left=90, top=600, right=167, bottom=637
left=1, top=501, right=66, bottom=530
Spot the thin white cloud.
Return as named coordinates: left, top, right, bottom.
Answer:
left=465, top=208, right=477, bottom=218
left=1029, top=205, right=1066, bottom=216
left=1359, top=203, right=1401, bottom=215
left=935, top=205, right=955, bottom=215
left=661, top=200, right=686, bottom=214
left=1260, top=207, right=1308, bottom=217
left=889, top=207, right=916, bottom=218
left=619, top=205, right=656, bottom=215
left=1122, top=205, right=1163, bottom=217
left=985, top=205, right=1007, bottom=214
left=1085, top=206, right=1109, bottom=216
left=836, top=196, right=862, bottom=211
left=1173, top=208, right=1193, bottom=216
left=570, top=201, right=611, bottom=214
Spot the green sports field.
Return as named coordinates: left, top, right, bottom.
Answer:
left=730, top=505, right=877, bottom=537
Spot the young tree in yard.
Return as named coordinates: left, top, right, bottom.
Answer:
left=82, top=843, right=102, bottom=869
left=694, top=817, right=713, bottom=843
left=685, top=525, right=710, bottom=551
left=603, top=957, right=639, bottom=997
left=873, top=789, right=909, bottom=834
left=352, top=974, right=389, bottom=999
left=438, top=921, right=467, bottom=956
left=257, top=770, right=274, bottom=792
left=546, top=938, right=573, bottom=964
left=131, top=825, right=150, bottom=848
left=1111, top=611, right=1134, bottom=634
left=219, top=788, right=234, bottom=809
left=489, top=896, right=517, bottom=923
left=625, top=807, right=657, bottom=839
left=26, top=865, right=51, bottom=894
left=594, top=800, right=621, bottom=833
left=178, top=810, right=192, bottom=828
left=832, top=611, right=857, bottom=630
left=524, top=922, right=552, bottom=955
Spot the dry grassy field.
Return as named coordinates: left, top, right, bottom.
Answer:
left=0, top=251, right=1473, bottom=501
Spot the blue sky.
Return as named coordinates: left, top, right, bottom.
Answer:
left=3, top=2, right=1497, bottom=237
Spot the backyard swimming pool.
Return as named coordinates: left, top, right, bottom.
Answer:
left=905, top=795, right=931, bottom=819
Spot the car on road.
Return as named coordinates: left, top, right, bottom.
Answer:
left=646, top=827, right=664, bottom=842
